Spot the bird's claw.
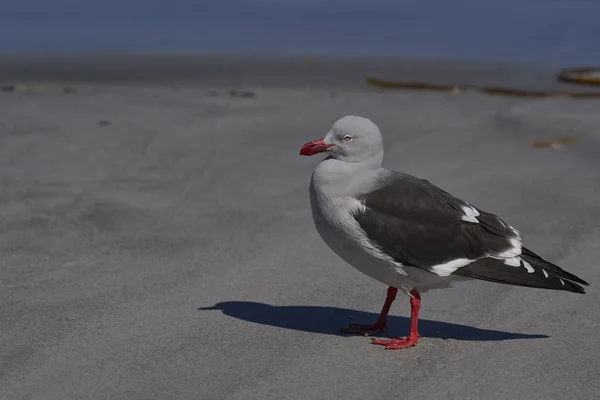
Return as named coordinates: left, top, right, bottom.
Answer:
left=371, top=335, right=419, bottom=350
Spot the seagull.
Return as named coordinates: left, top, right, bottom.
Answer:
left=299, top=115, right=589, bottom=350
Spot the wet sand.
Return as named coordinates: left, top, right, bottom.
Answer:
left=1, top=55, right=599, bottom=400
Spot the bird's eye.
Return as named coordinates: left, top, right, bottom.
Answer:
left=343, top=135, right=352, bottom=142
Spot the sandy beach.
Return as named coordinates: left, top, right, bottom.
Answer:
left=1, top=55, right=599, bottom=400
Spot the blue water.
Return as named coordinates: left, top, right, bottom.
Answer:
left=2, top=0, right=600, bottom=64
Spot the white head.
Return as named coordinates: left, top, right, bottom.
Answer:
left=299, top=116, right=384, bottom=165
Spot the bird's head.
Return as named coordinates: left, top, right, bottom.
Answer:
left=299, top=115, right=384, bottom=164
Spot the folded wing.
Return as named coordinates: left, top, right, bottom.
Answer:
left=352, top=173, right=588, bottom=293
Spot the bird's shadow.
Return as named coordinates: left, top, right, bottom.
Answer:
left=199, top=301, right=548, bottom=341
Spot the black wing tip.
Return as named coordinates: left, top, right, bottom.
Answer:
left=551, top=272, right=589, bottom=290
left=521, top=247, right=590, bottom=288
left=454, top=256, right=589, bottom=294
left=465, top=273, right=587, bottom=294
left=560, top=279, right=587, bottom=294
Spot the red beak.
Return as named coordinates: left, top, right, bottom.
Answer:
left=299, top=137, right=334, bottom=156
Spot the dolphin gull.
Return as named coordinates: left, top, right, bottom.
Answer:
left=299, top=115, right=589, bottom=350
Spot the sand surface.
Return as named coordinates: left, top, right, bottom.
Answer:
left=1, top=56, right=599, bottom=399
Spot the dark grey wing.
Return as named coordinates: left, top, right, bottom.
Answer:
left=353, top=173, right=516, bottom=267
left=353, top=173, right=588, bottom=293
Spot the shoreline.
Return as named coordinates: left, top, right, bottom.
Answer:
left=1, top=53, right=599, bottom=93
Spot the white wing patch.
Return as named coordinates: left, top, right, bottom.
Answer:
left=503, top=256, right=535, bottom=273
left=542, top=269, right=549, bottom=278
left=494, top=237, right=522, bottom=258
left=522, top=260, right=535, bottom=274
left=460, top=205, right=480, bottom=223
left=430, top=258, right=474, bottom=276
left=503, top=257, right=521, bottom=267
left=495, top=228, right=534, bottom=274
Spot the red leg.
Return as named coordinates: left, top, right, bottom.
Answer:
left=372, top=289, right=421, bottom=350
left=340, top=286, right=398, bottom=336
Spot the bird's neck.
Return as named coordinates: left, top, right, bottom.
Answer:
left=311, top=158, right=382, bottom=197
